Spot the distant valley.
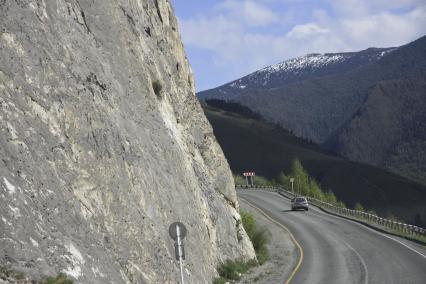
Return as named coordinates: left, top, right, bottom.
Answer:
left=202, top=103, right=426, bottom=225
left=198, top=36, right=426, bottom=186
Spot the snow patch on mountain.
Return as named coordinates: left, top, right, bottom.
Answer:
left=228, top=53, right=352, bottom=89
left=230, top=80, right=247, bottom=89
left=260, top=53, right=349, bottom=75
left=220, top=48, right=398, bottom=91
left=378, top=47, right=397, bottom=59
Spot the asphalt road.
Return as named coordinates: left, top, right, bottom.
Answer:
left=238, top=190, right=426, bottom=284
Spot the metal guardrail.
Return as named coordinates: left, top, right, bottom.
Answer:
left=236, top=185, right=426, bottom=239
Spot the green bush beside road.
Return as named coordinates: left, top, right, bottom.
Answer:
left=214, top=210, right=270, bottom=283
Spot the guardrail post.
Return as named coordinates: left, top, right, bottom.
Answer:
left=413, top=226, right=418, bottom=236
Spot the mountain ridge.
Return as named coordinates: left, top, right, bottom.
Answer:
left=198, top=35, right=426, bottom=186
left=199, top=46, right=396, bottom=97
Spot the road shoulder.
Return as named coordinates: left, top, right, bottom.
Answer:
left=237, top=197, right=297, bottom=284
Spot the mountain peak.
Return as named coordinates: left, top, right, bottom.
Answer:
left=199, top=47, right=397, bottom=95
left=259, top=53, right=349, bottom=76
left=197, top=35, right=426, bottom=188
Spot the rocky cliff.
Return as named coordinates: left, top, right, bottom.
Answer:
left=0, top=1, right=255, bottom=283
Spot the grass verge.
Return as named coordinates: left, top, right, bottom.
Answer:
left=0, top=266, right=73, bottom=284
left=213, top=211, right=270, bottom=283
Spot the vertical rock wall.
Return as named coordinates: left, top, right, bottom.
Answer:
left=0, top=0, right=255, bottom=283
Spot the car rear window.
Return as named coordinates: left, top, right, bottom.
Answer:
left=296, top=197, right=306, bottom=202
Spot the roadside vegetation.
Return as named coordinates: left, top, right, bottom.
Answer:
left=214, top=211, right=269, bottom=283
left=0, top=265, right=25, bottom=282
left=41, top=274, right=73, bottom=284
left=236, top=158, right=425, bottom=223
left=0, top=266, right=73, bottom=284
left=213, top=260, right=257, bottom=284
left=235, top=158, right=347, bottom=208
left=240, top=211, right=269, bottom=264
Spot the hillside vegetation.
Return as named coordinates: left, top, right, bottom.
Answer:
left=203, top=104, right=426, bottom=225
left=199, top=36, right=426, bottom=187
left=331, top=79, right=426, bottom=185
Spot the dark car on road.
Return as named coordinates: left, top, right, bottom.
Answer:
left=291, top=196, right=309, bottom=211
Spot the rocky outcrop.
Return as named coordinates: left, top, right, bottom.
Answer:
left=0, top=1, right=255, bottom=283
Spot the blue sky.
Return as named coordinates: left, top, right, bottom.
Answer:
left=171, top=0, right=426, bottom=91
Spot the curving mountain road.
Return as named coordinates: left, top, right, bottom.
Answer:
left=238, top=190, right=426, bottom=284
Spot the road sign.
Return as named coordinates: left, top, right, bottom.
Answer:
left=169, top=222, right=187, bottom=284
left=169, top=222, right=187, bottom=240
left=290, top=178, right=294, bottom=194
left=243, top=172, right=255, bottom=177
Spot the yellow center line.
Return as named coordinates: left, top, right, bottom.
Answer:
left=239, top=196, right=304, bottom=284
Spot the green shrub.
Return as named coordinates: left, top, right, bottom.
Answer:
left=240, top=211, right=270, bottom=264
left=41, top=273, right=73, bottom=284
left=240, top=211, right=255, bottom=237
left=278, top=171, right=289, bottom=186
left=234, top=174, right=247, bottom=186
left=255, top=245, right=269, bottom=265
left=309, top=179, right=323, bottom=200
left=281, top=159, right=345, bottom=206
left=216, top=259, right=257, bottom=281
left=214, top=212, right=269, bottom=282
left=0, top=267, right=72, bottom=284
left=0, top=265, right=25, bottom=280
left=324, top=190, right=337, bottom=204
left=354, top=202, right=364, bottom=211
left=212, top=277, right=227, bottom=284
left=290, top=159, right=310, bottom=195
left=253, top=175, right=272, bottom=186
left=387, top=213, right=402, bottom=222
left=152, top=80, right=162, bottom=97
left=251, top=229, right=269, bottom=252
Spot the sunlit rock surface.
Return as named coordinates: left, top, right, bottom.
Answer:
left=0, top=1, right=255, bottom=283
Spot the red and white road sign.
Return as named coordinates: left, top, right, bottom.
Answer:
left=243, top=172, right=255, bottom=177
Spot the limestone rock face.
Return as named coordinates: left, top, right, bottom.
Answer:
left=0, top=1, right=255, bottom=283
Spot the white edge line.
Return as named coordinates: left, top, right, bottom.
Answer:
left=340, top=238, right=369, bottom=284
left=308, top=204, right=426, bottom=259
left=268, top=190, right=426, bottom=259
left=356, top=223, right=426, bottom=259
left=310, top=204, right=426, bottom=259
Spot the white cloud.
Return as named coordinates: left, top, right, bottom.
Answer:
left=176, top=0, right=426, bottom=89
left=286, top=23, right=329, bottom=39
left=218, top=0, right=279, bottom=26
left=180, top=15, right=242, bottom=51
left=339, top=6, right=426, bottom=48
left=330, top=0, right=425, bottom=14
